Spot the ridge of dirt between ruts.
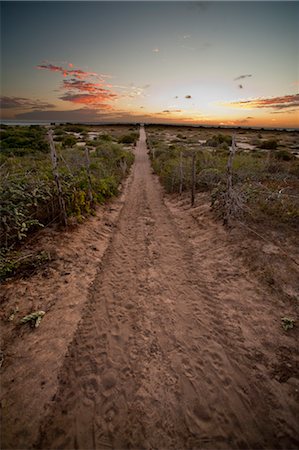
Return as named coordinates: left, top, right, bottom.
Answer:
left=0, top=163, right=135, bottom=449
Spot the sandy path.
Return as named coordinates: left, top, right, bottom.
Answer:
left=32, top=127, right=299, bottom=449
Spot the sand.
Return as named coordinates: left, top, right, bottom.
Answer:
left=1, top=127, right=298, bottom=449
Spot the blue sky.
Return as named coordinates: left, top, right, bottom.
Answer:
left=1, top=1, right=298, bottom=126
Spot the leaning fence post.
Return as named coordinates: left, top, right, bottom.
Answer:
left=47, top=129, right=68, bottom=227
left=84, top=146, right=94, bottom=207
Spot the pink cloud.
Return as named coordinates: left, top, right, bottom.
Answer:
left=59, top=93, right=116, bottom=107
left=37, top=61, right=118, bottom=108
left=62, top=79, right=106, bottom=93
left=224, top=94, right=299, bottom=110
left=36, top=63, right=98, bottom=79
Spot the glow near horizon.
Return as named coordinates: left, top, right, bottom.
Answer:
left=1, top=2, right=298, bottom=127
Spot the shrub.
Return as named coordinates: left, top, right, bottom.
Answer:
left=274, top=150, right=294, bottom=161
left=0, top=126, right=49, bottom=153
left=206, top=134, right=232, bottom=147
left=197, top=168, right=223, bottom=190
left=98, top=133, right=113, bottom=142
left=260, top=139, right=278, bottom=149
left=118, top=133, right=139, bottom=144
left=63, top=125, right=86, bottom=133
left=61, top=135, right=77, bottom=148
left=1, top=127, right=134, bottom=252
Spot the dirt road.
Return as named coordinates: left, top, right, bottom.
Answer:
left=30, top=126, right=298, bottom=450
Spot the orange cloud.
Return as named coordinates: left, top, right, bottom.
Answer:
left=224, top=94, right=299, bottom=110
left=37, top=61, right=118, bottom=108
left=158, top=109, right=182, bottom=114
left=62, top=79, right=107, bottom=92
left=36, top=63, right=98, bottom=79
left=59, top=93, right=116, bottom=107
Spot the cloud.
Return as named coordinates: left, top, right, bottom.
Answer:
left=124, top=85, right=148, bottom=99
left=157, top=109, right=182, bottom=114
left=185, top=95, right=192, bottom=99
left=14, top=108, right=116, bottom=122
left=270, top=109, right=298, bottom=115
left=62, top=79, right=100, bottom=92
left=234, top=74, right=252, bottom=81
left=36, top=61, right=119, bottom=108
left=36, top=63, right=110, bottom=80
left=62, top=79, right=114, bottom=95
left=223, top=94, right=299, bottom=110
left=12, top=108, right=157, bottom=124
left=59, top=93, right=116, bottom=107
left=0, top=96, right=55, bottom=110
left=236, top=116, right=254, bottom=124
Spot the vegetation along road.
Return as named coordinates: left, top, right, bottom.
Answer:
left=2, top=127, right=299, bottom=449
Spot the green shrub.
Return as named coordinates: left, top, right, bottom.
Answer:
left=260, top=139, right=278, bottom=149
left=0, top=126, right=49, bottom=153
left=0, top=127, right=134, bottom=253
left=147, top=129, right=299, bottom=229
left=63, top=125, right=86, bottom=133
left=118, top=133, right=139, bottom=144
left=274, top=150, right=294, bottom=161
left=197, top=168, right=223, bottom=190
left=0, top=250, right=50, bottom=281
left=61, top=135, right=77, bottom=148
left=206, top=134, right=232, bottom=147
left=98, top=133, right=113, bottom=142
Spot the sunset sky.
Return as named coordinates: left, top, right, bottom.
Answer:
left=1, top=1, right=299, bottom=127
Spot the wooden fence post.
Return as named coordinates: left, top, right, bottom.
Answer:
left=120, top=157, right=127, bottom=176
left=179, top=150, right=183, bottom=196
left=47, top=129, right=68, bottom=227
left=224, top=134, right=236, bottom=226
left=191, top=150, right=196, bottom=207
left=148, top=139, right=155, bottom=160
left=152, top=144, right=155, bottom=160
left=84, top=146, right=94, bottom=207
